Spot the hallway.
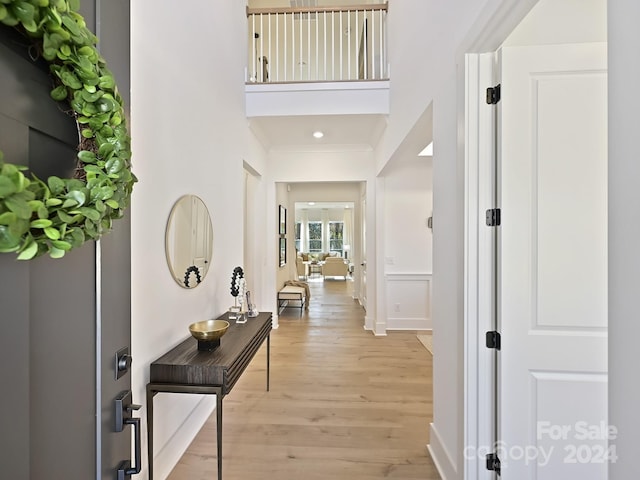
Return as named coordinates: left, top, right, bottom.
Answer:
left=168, top=279, right=439, bottom=479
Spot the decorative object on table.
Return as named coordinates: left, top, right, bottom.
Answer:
left=188, top=319, right=230, bottom=351
left=183, top=266, right=202, bottom=288
left=229, top=266, right=245, bottom=321
left=236, top=277, right=248, bottom=324
left=166, top=195, right=214, bottom=289
left=246, top=291, right=259, bottom=317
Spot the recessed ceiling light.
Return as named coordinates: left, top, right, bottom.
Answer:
left=418, top=142, right=433, bottom=157
left=313, top=131, right=324, bottom=139
left=308, top=202, right=316, bottom=206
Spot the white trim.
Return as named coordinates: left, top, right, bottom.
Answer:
left=245, top=80, right=390, bottom=93
left=385, top=273, right=432, bottom=330
left=463, top=54, right=481, bottom=480
left=384, top=272, right=432, bottom=280
left=463, top=52, right=497, bottom=480
left=374, top=176, right=386, bottom=335
left=385, top=318, right=429, bottom=330
left=373, top=326, right=388, bottom=337
left=456, top=0, right=539, bottom=57
left=428, top=422, right=458, bottom=480
left=363, top=313, right=374, bottom=331
left=246, top=81, right=390, bottom=117
left=459, top=3, right=541, bottom=479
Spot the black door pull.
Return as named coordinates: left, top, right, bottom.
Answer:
left=115, top=390, right=142, bottom=478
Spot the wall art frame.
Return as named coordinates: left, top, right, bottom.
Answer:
left=279, top=236, right=287, bottom=267
left=279, top=205, right=287, bottom=235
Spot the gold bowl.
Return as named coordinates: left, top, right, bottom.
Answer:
left=189, top=320, right=230, bottom=342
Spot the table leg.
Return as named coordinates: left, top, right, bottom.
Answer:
left=146, top=385, right=154, bottom=480
left=216, top=391, right=223, bottom=480
left=267, top=334, right=270, bottom=392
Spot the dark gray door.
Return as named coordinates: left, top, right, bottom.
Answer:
left=92, top=2, right=136, bottom=478
left=0, top=2, right=134, bottom=478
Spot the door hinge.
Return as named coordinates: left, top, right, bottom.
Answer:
left=486, top=452, right=502, bottom=474
left=486, top=208, right=501, bottom=226
left=486, top=84, right=501, bottom=104
left=486, top=331, right=501, bottom=350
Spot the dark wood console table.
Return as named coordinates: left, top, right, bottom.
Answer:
left=146, top=312, right=272, bottom=480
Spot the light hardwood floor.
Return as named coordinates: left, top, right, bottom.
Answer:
left=168, top=278, right=439, bottom=480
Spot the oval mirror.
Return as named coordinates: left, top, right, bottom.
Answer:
left=165, top=195, right=214, bottom=288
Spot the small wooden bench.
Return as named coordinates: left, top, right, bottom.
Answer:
left=277, top=285, right=306, bottom=312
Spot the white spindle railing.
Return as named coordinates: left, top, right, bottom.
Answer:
left=247, top=4, right=388, bottom=83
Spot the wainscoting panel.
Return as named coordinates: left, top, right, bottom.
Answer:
left=385, top=273, right=432, bottom=330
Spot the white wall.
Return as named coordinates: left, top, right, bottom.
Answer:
left=383, top=156, right=433, bottom=330
left=275, top=182, right=290, bottom=299
left=384, top=157, right=433, bottom=274
left=130, top=1, right=249, bottom=478
left=504, top=0, right=606, bottom=47
left=245, top=122, right=270, bottom=315
left=375, top=0, right=487, bottom=174
left=429, top=73, right=466, bottom=478
left=244, top=164, right=266, bottom=309
left=298, top=207, right=351, bottom=223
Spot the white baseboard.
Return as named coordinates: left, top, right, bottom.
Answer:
left=153, top=396, right=216, bottom=479
left=364, top=314, right=374, bottom=331
left=428, top=422, right=459, bottom=480
left=374, top=320, right=387, bottom=336
left=386, top=316, right=431, bottom=330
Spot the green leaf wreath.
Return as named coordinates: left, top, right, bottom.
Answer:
left=0, top=0, right=135, bottom=260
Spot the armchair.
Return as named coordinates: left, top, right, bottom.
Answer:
left=321, top=257, right=349, bottom=280
left=296, top=256, right=307, bottom=280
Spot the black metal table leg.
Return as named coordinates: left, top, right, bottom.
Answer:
left=146, top=385, right=155, bottom=480
left=217, top=391, right=223, bottom=480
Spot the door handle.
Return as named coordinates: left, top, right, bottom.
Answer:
left=115, top=390, right=142, bottom=478
left=117, top=416, right=141, bottom=479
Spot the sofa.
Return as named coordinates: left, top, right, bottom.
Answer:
left=321, top=256, right=349, bottom=279
left=298, top=252, right=339, bottom=262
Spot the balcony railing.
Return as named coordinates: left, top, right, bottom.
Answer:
left=246, top=4, right=388, bottom=84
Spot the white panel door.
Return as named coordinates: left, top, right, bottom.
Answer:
left=499, top=43, right=609, bottom=479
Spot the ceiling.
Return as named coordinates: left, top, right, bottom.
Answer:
left=249, top=114, right=387, bottom=151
